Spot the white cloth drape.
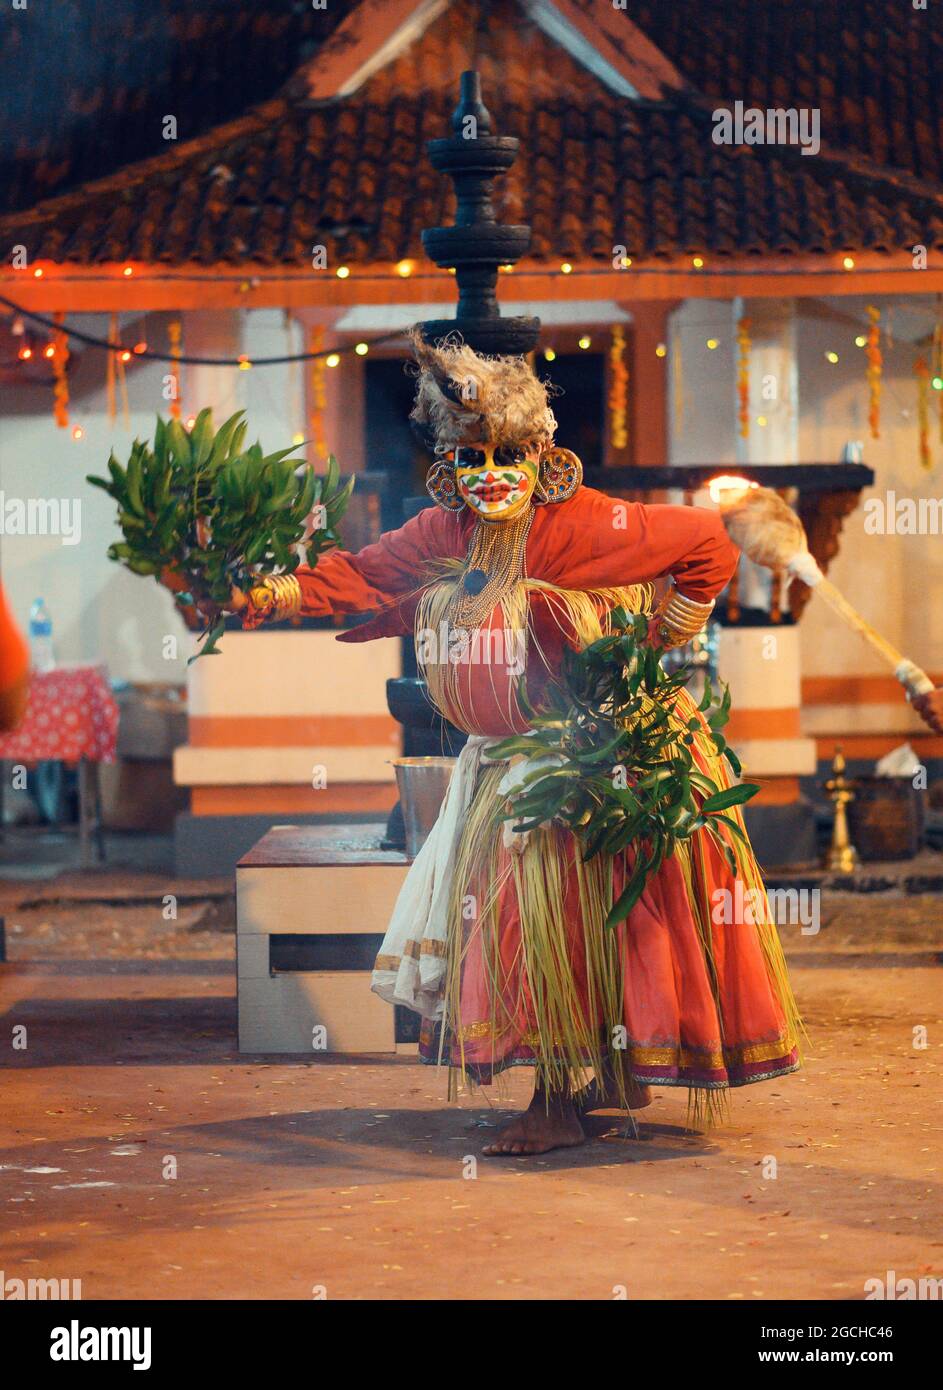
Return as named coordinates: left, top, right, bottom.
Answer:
left=371, top=735, right=494, bottom=1020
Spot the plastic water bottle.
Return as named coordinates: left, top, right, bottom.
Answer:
left=29, top=598, right=56, bottom=674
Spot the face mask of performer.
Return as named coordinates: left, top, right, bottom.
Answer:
left=453, top=444, right=539, bottom=522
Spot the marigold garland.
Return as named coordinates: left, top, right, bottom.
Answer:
left=308, top=325, right=327, bottom=465
left=51, top=312, right=69, bottom=428
left=736, top=316, right=752, bottom=438
left=915, top=355, right=931, bottom=471
left=608, top=324, right=628, bottom=452
left=167, top=319, right=182, bottom=419
left=865, top=304, right=882, bottom=440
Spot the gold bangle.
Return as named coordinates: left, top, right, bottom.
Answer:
left=248, top=574, right=302, bottom=624
left=655, top=591, right=714, bottom=649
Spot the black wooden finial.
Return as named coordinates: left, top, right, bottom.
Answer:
left=418, top=70, right=540, bottom=357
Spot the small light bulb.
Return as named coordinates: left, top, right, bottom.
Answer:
left=326, top=353, right=340, bottom=368
left=655, top=343, right=667, bottom=358
left=122, top=265, right=133, bottom=277
left=933, top=376, right=943, bottom=391
left=842, top=255, right=855, bottom=270
left=18, top=346, right=32, bottom=360
left=72, top=425, right=84, bottom=441
left=354, top=342, right=369, bottom=356
left=43, top=343, right=55, bottom=359
left=855, top=335, right=867, bottom=347
left=756, top=415, right=768, bottom=427
left=706, top=338, right=719, bottom=350
left=560, top=262, right=573, bottom=275
left=133, top=341, right=147, bottom=354
left=396, top=260, right=414, bottom=278
left=825, top=350, right=839, bottom=364
left=336, top=265, right=350, bottom=279
left=120, top=350, right=131, bottom=362
left=578, top=335, right=592, bottom=350
left=292, top=432, right=305, bottom=444
left=543, top=347, right=556, bottom=362
left=692, top=256, right=705, bottom=269
left=33, top=267, right=44, bottom=278
left=238, top=355, right=252, bottom=370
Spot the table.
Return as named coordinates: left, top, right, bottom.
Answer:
left=0, top=663, right=119, bottom=866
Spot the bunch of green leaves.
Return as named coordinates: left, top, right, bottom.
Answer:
left=87, top=408, right=352, bottom=658
left=487, top=608, right=759, bottom=928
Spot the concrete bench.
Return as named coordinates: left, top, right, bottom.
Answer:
left=236, top=823, right=411, bottom=1054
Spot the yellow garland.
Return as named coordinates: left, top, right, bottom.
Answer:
left=865, top=304, right=882, bottom=440
left=168, top=319, right=182, bottom=419
left=915, top=355, right=931, bottom=471
left=307, top=325, right=327, bottom=466
left=736, top=316, right=751, bottom=438
left=608, top=323, right=628, bottom=452
left=51, top=312, right=69, bottom=428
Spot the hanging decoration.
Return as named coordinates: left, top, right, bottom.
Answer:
left=51, top=312, right=69, bottom=428
left=168, top=318, right=182, bottom=419
left=914, top=355, right=931, bottom=471
left=865, top=304, right=882, bottom=439
left=608, top=323, right=628, bottom=453
left=105, top=314, right=130, bottom=428
left=736, top=316, right=751, bottom=438
left=307, top=325, right=328, bottom=466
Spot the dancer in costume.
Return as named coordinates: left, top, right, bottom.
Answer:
left=233, top=336, right=802, bottom=1155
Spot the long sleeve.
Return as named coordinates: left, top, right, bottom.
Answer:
left=292, top=502, right=470, bottom=632
left=530, top=487, right=738, bottom=603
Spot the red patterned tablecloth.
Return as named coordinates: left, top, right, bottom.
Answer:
left=0, top=664, right=119, bottom=763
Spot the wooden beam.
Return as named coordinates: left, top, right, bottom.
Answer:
left=4, top=255, right=943, bottom=313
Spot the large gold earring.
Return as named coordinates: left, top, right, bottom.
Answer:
left=426, top=455, right=465, bottom=512
left=534, top=448, right=582, bottom=505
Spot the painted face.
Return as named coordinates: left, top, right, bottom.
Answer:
left=453, top=444, right=540, bottom=521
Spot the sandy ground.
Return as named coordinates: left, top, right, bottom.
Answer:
left=1, top=883, right=941, bottom=1300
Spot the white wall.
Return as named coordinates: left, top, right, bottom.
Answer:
left=0, top=310, right=305, bottom=684
left=669, top=296, right=943, bottom=683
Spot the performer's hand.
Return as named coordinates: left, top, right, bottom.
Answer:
left=912, top=687, right=943, bottom=734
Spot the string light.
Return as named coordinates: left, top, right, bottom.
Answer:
left=133, top=341, right=147, bottom=354
left=842, top=256, right=855, bottom=270
left=756, top=415, right=768, bottom=427
left=336, top=266, right=350, bottom=279
left=692, top=256, right=705, bottom=269
left=354, top=342, right=369, bottom=356
left=560, top=262, right=573, bottom=275
left=120, top=349, right=132, bottom=362
left=825, top=350, right=839, bottom=364
left=33, top=267, right=43, bottom=278
left=578, top=335, right=591, bottom=350
left=43, top=343, right=55, bottom=359
left=238, top=354, right=252, bottom=370
left=17, top=345, right=32, bottom=360
left=706, top=338, right=719, bottom=350
left=855, top=335, right=867, bottom=347
left=71, top=425, right=84, bottom=441
left=122, top=266, right=133, bottom=277
left=326, top=353, right=340, bottom=367
left=655, top=343, right=667, bottom=358
left=396, top=260, right=414, bottom=278
left=933, top=376, right=943, bottom=391
left=543, top=347, right=556, bottom=362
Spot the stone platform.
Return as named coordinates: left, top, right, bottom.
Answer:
left=235, top=823, right=410, bottom=1055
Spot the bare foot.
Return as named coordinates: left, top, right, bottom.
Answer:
left=575, top=1073, right=652, bottom=1114
left=482, top=1092, right=585, bottom=1156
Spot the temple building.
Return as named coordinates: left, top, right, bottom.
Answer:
left=2, top=0, right=942, bottom=869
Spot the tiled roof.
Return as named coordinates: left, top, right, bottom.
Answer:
left=0, top=0, right=359, bottom=213
left=3, top=0, right=943, bottom=267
